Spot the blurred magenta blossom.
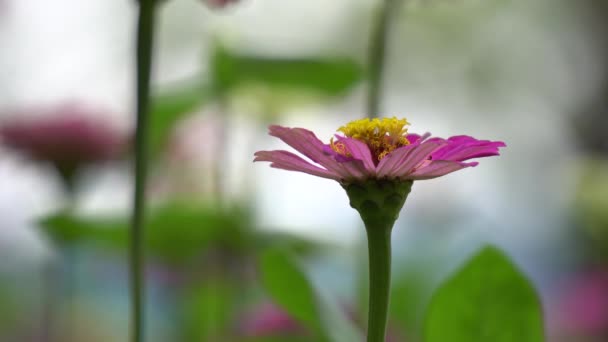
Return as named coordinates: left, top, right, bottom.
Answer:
left=239, top=302, right=306, bottom=337
left=255, top=117, right=505, bottom=183
left=204, top=0, right=240, bottom=9
left=0, top=103, right=127, bottom=186
left=239, top=302, right=405, bottom=341
left=553, top=270, right=608, bottom=337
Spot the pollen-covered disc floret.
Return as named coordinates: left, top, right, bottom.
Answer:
left=333, top=117, right=410, bottom=164
left=254, top=117, right=505, bottom=184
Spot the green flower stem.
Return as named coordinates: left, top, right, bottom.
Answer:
left=365, top=223, right=392, bottom=342
left=131, top=1, right=157, bottom=341
left=343, top=179, right=413, bottom=342
left=367, top=0, right=401, bottom=118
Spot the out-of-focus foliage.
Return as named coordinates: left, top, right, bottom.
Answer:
left=39, top=202, right=249, bottom=263
left=180, top=279, right=237, bottom=341
left=0, top=286, right=18, bottom=333
left=211, top=44, right=363, bottom=98
left=575, top=159, right=608, bottom=252
left=147, top=44, right=362, bottom=159
left=258, top=248, right=363, bottom=342
left=39, top=203, right=326, bottom=263
left=390, top=265, right=435, bottom=339
left=424, top=246, right=543, bottom=342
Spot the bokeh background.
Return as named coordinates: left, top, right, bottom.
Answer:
left=1, top=0, right=607, bottom=341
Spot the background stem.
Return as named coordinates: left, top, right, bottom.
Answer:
left=130, top=1, right=156, bottom=341
left=366, top=0, right=401, bottom=118
left=365, top=225, right=392, bottom=342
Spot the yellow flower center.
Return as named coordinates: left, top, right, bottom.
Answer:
left=332, top=117, right=410, bottom=163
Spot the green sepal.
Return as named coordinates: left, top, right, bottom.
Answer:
left=342, top=179, right=413, bottom=230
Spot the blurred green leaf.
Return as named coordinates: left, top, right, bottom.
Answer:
left=0, top=284, right=18, bottom=332
left=39, top=203, right=250, bottom=263
left=254, top=231, right=326, bottom=256
left=211, top=45, right=363, bottom=97
left=390, top=266, right=434, bottom=339
left=145, top=202, right=249, bottom=263
left=258, top=248, right=363, bottom=342
left=423, top=245, right=544, bottom=342
left=181, top=279, right=236, bottom=341
left=40, top=214, right=124, bottom=246
left=149, top=81, right=213, bottom=158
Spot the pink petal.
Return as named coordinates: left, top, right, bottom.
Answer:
left=405, top=132, right=431, bottom=144
left=376, top=132, right=433, bottom=178
left=336, top=136, right=376, bottom=174
left=254, top=150, right=340, bottom=180
left=431, top=135, right=505, bottom=162
left=390, top=141, right=446, bottom=178
left=268, top=125, right=368, bottom=181
left=339, top=159, right=369, bottom=180
left=408, top=160, right=478, bottom=180
left=376, top=144, right=416, bottom=178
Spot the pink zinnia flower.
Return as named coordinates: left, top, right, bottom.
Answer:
left=254, top=117, right=504, bottom=342
left=552, top=270, right=608, bottom=337
left=239, top=302, right=307, bottom=337
left=203, top=0, right=240, bottom=9
left=254, top=117, right=505, bottom=183
left=0, top=103, right=127, bottom=187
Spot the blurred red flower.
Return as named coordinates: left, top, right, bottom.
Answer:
left=552, top=270, right=608, bottom=339
left=0, top=103, right=128, bottom=187
left=239, top=302, right=307, bottom=337
left=204, top=0, right=240, bottom=9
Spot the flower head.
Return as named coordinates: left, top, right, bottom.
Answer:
left=0, top=103, right=127, bottom=188
left=239, top=303, right=307, bottom=337
left=551, top=270, right=608, bottom=336
left=255, top=117, right=505, bottom=227
left=254, top=117, right=505, bottom=184
left=203, top=0, right=240, bottom=9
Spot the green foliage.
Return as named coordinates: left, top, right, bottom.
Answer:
left=144, top=202, right=249, bottom=263
left=40, top=214, right=124, bottom=246
left=181, top=279, right=236, bottom=341
left=144, top=46, right=362, bottom=158
left=0, top=285, right=18, bottom=332
left=39, top=203, right=250, bottom=263
left=211, top=45, right=363, bottom=97
left=149, top=81, right=213, bottom=158
left=258, top=248, right=363, bottom=342
left=390, top=266, right=435, bottom=338
left=423, top=245, right=544, bottom=342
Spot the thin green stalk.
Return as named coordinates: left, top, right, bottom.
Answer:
left=366, top=0, right=401, bottom=118
left=343, top=180, right=412, bottom=342
left=365, top=225, right=392, bottom=342
left=130, top=1, right=156, bottom=341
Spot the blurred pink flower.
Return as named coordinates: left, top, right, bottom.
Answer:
left=239, top=303, right=307, bottom=337
left=240, top=302, right=406, bottom=341
left=0, top=103, right=127, bottom=185
left=204, top=0, right=240, bottom=9
left=553, top=270, right=608, bottom=336
left=254, top=117, right=505, bottom=183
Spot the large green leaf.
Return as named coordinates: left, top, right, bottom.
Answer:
left=40, top=213, right=124, bottom=246
left=149, top=81, right=213, bottom=158
left=258, top=248, right=363, bottom=342
left=39, top=203, right=250, bottom=263
left=211, top=45, right=362, bottom=97
left=180, top=279, right=236, bottom=342
left=423, top=245, right=544, bottom=342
